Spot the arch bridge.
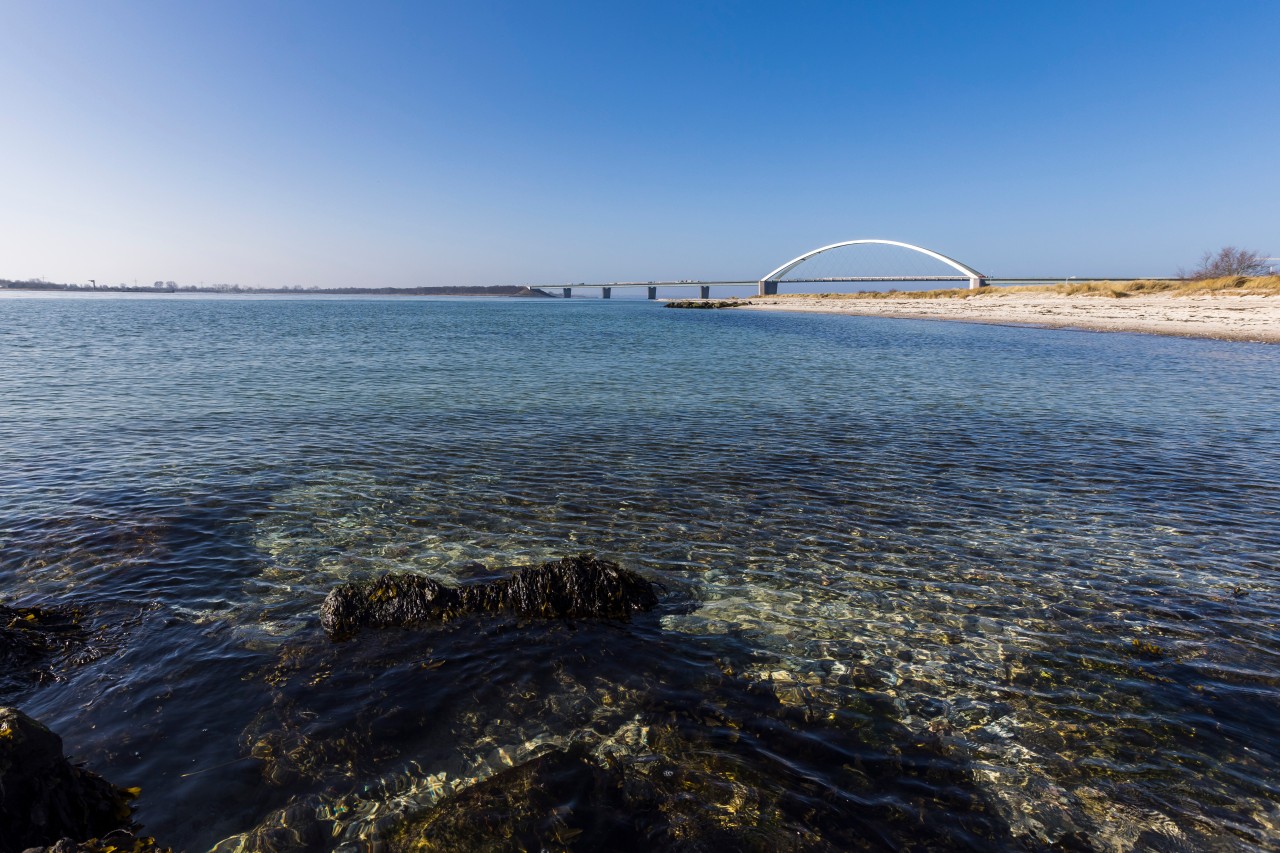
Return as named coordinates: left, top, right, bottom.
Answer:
left=756, top=239, right=985, bottom=295
left=554, top=239, right=988, bottom=298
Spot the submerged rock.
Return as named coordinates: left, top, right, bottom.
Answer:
left=20, top=830, right=166, bottom=853
left=320, top=555, right=659, bottom=639
left=390, top=747, right=635, bottom=852
left=207, top=797, right=332, bottom=853
left=0, top=604, right=88, bottom=692
left=221, top=637, right=1009, bottom=852
left=388, top=706, right=993, bottom=853
left=0, top=708, right=134, bottom=853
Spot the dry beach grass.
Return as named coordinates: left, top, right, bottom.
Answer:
left=735, top=276, right=1280, bottom=343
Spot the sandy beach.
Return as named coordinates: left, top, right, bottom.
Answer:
left=738, top=292, right=1280, bottom=344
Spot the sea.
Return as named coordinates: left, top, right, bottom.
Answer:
left=2, top=292, right=1279, bottom=851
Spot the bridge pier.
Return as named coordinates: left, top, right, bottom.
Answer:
left=563, top=287, right=572, bottom=299
left=601, top=287, right=611, bottom=300
left=759, top=280, right=778, bottom=296
left=968, top=276, right=987, bottom=289
left=647, top=287, right=657, bottom=300
left=700, top=285, right=710, bottom=299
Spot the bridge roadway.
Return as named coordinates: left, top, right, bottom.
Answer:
left=551, top=277, right=1156, bottom=299
left=544, top=237, right=1155, bottom=298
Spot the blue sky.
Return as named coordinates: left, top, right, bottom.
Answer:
left=2, top=1, right=1277, bottom=288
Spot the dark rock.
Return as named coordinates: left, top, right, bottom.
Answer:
left=486, top=555, right=659, bottom=619
left=664, top=299, right=743, bottom=309
left=0, top=708, right=134, bottom=853
left=320, top=554, right=659, bottom=639
left=320, top=574, right=451, bottom=640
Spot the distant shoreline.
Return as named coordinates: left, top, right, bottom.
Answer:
left=0, top=281, right=554, bottom=298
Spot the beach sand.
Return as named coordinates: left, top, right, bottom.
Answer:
left=737, top=293, right=1280, bottom=344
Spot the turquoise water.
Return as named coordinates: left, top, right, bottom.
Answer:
left=3, top=293, right=1279, bottom=850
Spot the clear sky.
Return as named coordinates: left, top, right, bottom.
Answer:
left=2, top=1, right=1277, bottom=288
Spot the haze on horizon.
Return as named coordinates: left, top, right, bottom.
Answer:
left=2, top=0, right=1277, bottom=291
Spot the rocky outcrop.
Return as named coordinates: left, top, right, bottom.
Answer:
left=320, top=555, right=659, bottom=639
left=664, top=299, right=744, bottom=309
left=0, top=708, right=135, bottom=853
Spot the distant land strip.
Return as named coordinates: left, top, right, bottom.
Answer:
left=0, top=279, right=553, bottom=297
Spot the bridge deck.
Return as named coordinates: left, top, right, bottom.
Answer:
left=549, top=277, right=1155, bottom=289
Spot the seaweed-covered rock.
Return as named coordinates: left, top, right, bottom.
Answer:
left=0, top=604, right=87, bottom=692
left=664, top=299, right=743, bottom=309
left=320, top=555, right=659, bottom=639
left=0, top=708, right=133, bottom=853
left=482, top=555, right=659, bottom=619
left=20, top=830, right=166, bottom=853
left=320, top=574, right=451, bottom=640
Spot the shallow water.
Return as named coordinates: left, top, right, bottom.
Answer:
left=2, top=294, right=1279, bottom=850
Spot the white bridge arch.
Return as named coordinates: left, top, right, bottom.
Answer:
left=551, top=238, right=993, bottom=299
left=758, top=239, right=987, bottom=295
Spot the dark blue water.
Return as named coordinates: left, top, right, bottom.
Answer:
left=2, top=293, right=1279, bottom=850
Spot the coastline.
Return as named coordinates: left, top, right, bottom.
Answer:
left=736, top=293, right=1280, bottom=344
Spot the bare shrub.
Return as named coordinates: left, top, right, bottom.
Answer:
left=1183, top=247, right=1270, bottom=280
